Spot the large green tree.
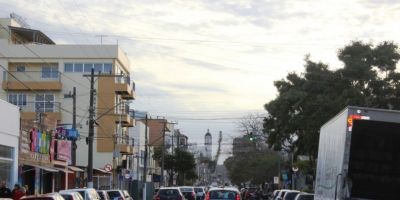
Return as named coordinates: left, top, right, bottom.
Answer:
left=263, top=41, right=400, bottom=171
left=224, top=135, right=279, bottom=185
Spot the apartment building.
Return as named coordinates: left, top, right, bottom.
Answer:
left=0, top=17, right=135, bottom=186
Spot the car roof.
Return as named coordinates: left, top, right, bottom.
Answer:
left=22, top=193, right=61, bottom=199
left=208, top=187, right=240, bottom=192
left=59, top=191, right=81, bottom=194
left=159, top=187, right=181, bottom=190
left=61, top=188, right=96, bottom=192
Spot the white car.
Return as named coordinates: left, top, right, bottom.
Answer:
left=59, top=191, right=84, bottom=200
left=60, top=188, right=101, bottom=200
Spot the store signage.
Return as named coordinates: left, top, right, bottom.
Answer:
left=30, top=128, right=51, bottom=154
left=56, top=140, right=71, bottom=163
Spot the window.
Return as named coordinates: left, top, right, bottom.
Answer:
left=8, top=93, right=27, bottom=107
left=0, top=145, right=14, bottom=187
left=84, top=63, right=93, bottom=73
left=42, top=66, right=58, bottom=78
left=140, top=150, right=144, bottom=165
left=64, top=63, right=74, bottom=72
left=104, top=63, right=112, bottom=73
left=16, top=65, right=25, bottom=72
left=94, top=63, right=103, bottom=73
left=74, top=63, right=83, bottom=72
left=35, top=94, right=55, bottom=112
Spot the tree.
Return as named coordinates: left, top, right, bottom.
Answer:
left=263, top=41, right=400, bottom=172
left=152, top=147, right=197, bottom=185
left=224, top=135, right=279, bottom=185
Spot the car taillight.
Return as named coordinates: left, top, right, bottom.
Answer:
left=236, top=194, right=240, bottom=200
left=205, top=192, right=210, bottom=200
left=192, top=192, right=196, bottom=197
left=154, top=195, right=160, bottom=200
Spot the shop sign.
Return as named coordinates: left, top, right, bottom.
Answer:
left=56, top=140, right=71, bottom=163
left=30, top=128, right=52, bottom=154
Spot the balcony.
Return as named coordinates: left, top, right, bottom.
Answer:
left=2, top=71, right=62, bottom=91
left=114, top=104, right=134, bottom=127
left=117, top=135, right=134, bottom=155
left=18, top=101, right=62, bottom=121
left=115, top=76, right=136, bottom=100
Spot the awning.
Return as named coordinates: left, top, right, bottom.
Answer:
left=93, top=168, right=112, bottom=174
left=30, top=164, right=59, bottom=172
left=54, top=167, right=74, bottom=174
left=68, top=166, right=84, bottom=172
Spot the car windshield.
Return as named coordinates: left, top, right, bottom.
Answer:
left=107, top=191, right=122, bottom=199
left=285, top=192, right=299, bottom=200
left=61, top=194, right=73, bottom=200
left=159, top=189, right=180, bottom=197
left=180, top=187, right=193, bottom=192
left=209, top=190, right=238, bottom=200
left=297, top=194, right=314, bottom=200
left=194, top=188, right=203, bottom=193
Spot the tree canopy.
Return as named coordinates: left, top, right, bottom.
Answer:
left=263, top=41, right=400, bottom=169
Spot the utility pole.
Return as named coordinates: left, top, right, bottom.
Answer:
left=83, top=69, right=126, bottom=188
left=71, top=87, right=77, bottom=166
left=143, top=114, right=148, bottom=200
left=87, top=68, right=95, bottom=188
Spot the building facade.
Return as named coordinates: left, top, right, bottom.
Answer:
left=0, top=99, right=19, bottom=188
left=0, top=17, right=135, bottom=189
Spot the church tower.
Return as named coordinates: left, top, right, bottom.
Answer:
left=205, top=129, right=212, bottom=159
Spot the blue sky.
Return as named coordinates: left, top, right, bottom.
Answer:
left=1, top=0, right=400, bottom=163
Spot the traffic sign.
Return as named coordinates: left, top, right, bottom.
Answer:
left=104, top=164, right=113, bottom=172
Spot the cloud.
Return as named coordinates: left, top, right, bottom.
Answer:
left=162, top=82, right=227, bottom=94
left=182, top=58, right=248, bottom=73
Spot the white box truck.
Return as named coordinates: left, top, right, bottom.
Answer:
left=315, top=106, right=400, bottom=200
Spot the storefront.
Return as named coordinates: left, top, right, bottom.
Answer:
left=0, top=100, right=20, bottom=188
left=19, top=115, right=59, bottom=194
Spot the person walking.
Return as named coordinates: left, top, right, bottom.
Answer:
left=0, top=181, right=12, bottom=198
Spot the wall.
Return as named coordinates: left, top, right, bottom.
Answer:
left=0, top=99, right=20, bottom=187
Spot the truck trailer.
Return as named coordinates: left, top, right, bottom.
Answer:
left=315, top=106, right=400, bottom=200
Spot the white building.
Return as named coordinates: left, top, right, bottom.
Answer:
left=130, top=120, right=147, bottom=181
left=0, top=16, right=135, bottom=189
left=0, top=99, right=20, bottom=188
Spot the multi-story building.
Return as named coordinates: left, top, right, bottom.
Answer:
left=0, top=17, right=135, bottom=189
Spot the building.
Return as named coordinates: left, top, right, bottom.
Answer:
left=0, top=99, right=19, bottom=189
left=188, top=129, right=214, bottom=185
left=205, top=129, right=212, bottom=159
left=0, top=16, right=135, bottom=189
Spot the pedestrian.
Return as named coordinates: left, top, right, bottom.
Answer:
left=11, top=184, right=25, bottom=200
left=0, top=180, right=12, bottom=198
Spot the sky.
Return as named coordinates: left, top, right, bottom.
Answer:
left=1, top=0, right=400, bottom=163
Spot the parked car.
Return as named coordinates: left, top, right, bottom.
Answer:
left=270, top=190, right=280, bottom=200
left=274, top=190, right=292, bottom=200
left=21, top=193, right=64, bottom=200
left=179, top=187, right=196, bottom=200
left=59, top=191, right=84, bottom=200
left=293, top=193, right=313, bottom=200
left=153, top=187, right=185, bottom=200
left=106, top=190, right=131, bottom=200
left=282, top=191, right=300, bottom=200
left=194, top=187, right=206, bottom=200
left=206, top=187, right=241, bottom=200
left=97, top=190, right=111, bottom=200
left=60, top=188, right=101, bottom=200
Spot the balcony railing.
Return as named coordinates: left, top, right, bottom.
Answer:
left=16, top=101, right=61, bottom=113
left=115, top=103, right=130, bottom=115
left=3, top=71, right=61, bottom=82
left=115, top=76, right=135, bottom=90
